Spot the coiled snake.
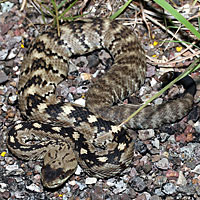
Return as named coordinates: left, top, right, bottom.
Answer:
left=7, top=18, right=196, bottom=188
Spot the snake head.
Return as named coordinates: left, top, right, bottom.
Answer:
left=41, top=143, right=78, bottom=188
left=41, top=164, right=76, bottom=188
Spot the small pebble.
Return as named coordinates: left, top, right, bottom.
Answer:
left=129, top=176, right=146, bottom=192
left=2, top=104, right=7, bottom=112
left=177, top=171, right=187, bottom=186
left=34, top=165, right=42, bottom=173
left=138, top=129, right=155, bottom=140
left=150, top=195, right=162, bottom=200
left=87, top=54, right=100, bottom=68
left=0, top=183, right=7, bottom=191
left=166, top=170, right=179, bottom=179
left=85, top=177, right=97, bottom=185
left=10, top=81, right=17, bottom=87
left=156, top=158, right=169, bottom=170
left=159, top=132, right=169, bottom=142
left=192, top=164, right=200, bottom=174
left=26, top=183, right=42, bottom=193
left=152, top=138, right=160, bottom=149
left=14, top=191, right=25, bottom=199
left=155, top=176, right=167, bottom=186
left=194, top=121, right=200, bottom=133
left=106, top=178, right=116, bottom=187
left=7, top=47, right=18, bottom=59
left=150, top=78, right=157, bottom=87
left=0, top=50, right=8, bottom=60
left=6, top=164, right=19, bottom=171
left=113, top=180, right=127, bottom=194
left=13, top=66, right=19, bottom=71
left=8, top=95, right=17, bottom=104
left=151, top=155, right=161, bottom=162
left=76, top=181, right=86, bottom=190
left=154, top=98, right=163, bottom=105
left=142, top=164, right=152, bottom=174
left=5, top=157, right=14, bottom=165
left=0, top=70, right=8, bottom=84
left=74, top=98, right=85, bottom=106
left=1, top=191, right=10, bottom=199
left=76, top=86, right=88, bottom=94
left=1, top=1, right=14, bottom=12
left=135, top=141, right=148, bottom=155
left=180, top=143, right=200, bottom=161
left=75, top=165, right=83, bottom=175
left=68, top=180, right=76, bottom=186
left=177, top=184, right=196, bottom=195
left=80, top=73, right=91, bottom=81
left=162, top=183, right=176, bottom=195
left=33, top=174, right=41, bottom=182
left=154, top=188, right=165, bottom=197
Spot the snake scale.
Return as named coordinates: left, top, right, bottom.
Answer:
left=7, top=18, right=196, bottom=188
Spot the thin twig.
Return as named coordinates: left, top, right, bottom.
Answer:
left=147, top=50, right=200, bottom=66
left=20, top=0, right=27, bottom=11
left=140, top=2, right=152, bottom=39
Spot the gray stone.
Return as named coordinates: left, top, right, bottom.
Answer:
left=0, top=70, right=8, bottom=84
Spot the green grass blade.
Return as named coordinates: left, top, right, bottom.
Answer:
left=119, top=58, right=200, bottom=127
left=161, top=40, right=200, bottom=50
left=40, top=2, right=55, bottom=16
left=58, top=0, right=79, bottom=20
left=57, top=0, right=69, bottom=10
left=110, top=0, right=133, bottom=20
left=62, top=13, right=87, bottom=21
left=153, top=0, right=200, bottom=39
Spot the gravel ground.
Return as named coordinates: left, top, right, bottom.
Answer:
left=0, top=0, right=200, bottom=199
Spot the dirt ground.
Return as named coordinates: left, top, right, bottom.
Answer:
left=0, top=0, right=200, bottom=199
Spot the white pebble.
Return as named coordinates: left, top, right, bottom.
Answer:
left=0, top=49, right=8, bottom=61
left=192, top=164, right=200, bottom=174
left=13, top=66, right=19, bottom=71
left=34, top=165, right=42, bottom=173
left=6, top=164, right=19, bottom=171
left=0, top=183, right=7, bottom=189
left=8, top=95, right=17, bottom=102
left=177, top=171, right=187, bottom=186
left=194, top=121, right=200, bottom=133
left=85, top=177, right=97, bottom=184
left=152, top=138, right=160, bottom=149
left=2, top=104, right=7, bottom=111
left=156, top=158, right=169, bottom=170
left=14, top=191, right=25, bottom=199
left=92, top=69, right=100, bottom=78
left=138, top=129, right=155, bottom=140
left=75, top=165, right=83, bottom=175
left=68, top=180, right=76, bottom=186
left=7, top=47, right=18, bottom=59
left=113, top=180, right=126, bottom=194
left=150, top=78, right=157, bottom=87
left=154, top=98, right=163, bottom=105
left=26, top=183, right=42, bottom=193
left=74, top=98, right=85, bottom=107
left=0, top=183, right=7, bottom=192
left=106, top=178, right=116, bottom=187
left=1, top=2, right=14, bottom=13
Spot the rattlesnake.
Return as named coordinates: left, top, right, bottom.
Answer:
left=7, top=18, right=196, bottom=188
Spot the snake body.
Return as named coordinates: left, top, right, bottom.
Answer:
left=7, top=18, right=196, bottom=188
